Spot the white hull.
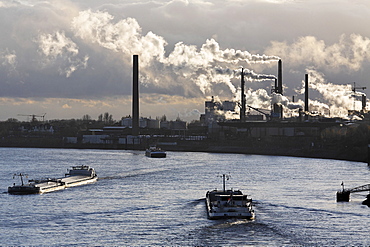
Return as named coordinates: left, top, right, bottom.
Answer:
left=9, top=166, right=98, bottom=195
left=64, top=176, right=98, bottom=188
left=206, top=190, right=254, bottom=220
left=39, top=183, right=66, bottom=194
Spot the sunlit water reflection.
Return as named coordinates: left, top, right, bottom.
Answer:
left=1, top=148, right=369, bottom=246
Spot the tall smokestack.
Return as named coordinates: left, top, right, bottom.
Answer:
left=240, top=68, right=246, bottom=122
left=304, top=74, right=309, bottom=113
left=362, top=94, right=367, bottom=111
left=277, top=59, right=283, bottom=94
left=274, top=78, right=278, bottom=93
left=132, top=55, right=139, bottom=136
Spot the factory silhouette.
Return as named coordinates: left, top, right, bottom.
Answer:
left=97, top=55, right=369, bottom=163
left=0, top=55, right=369, bottom=163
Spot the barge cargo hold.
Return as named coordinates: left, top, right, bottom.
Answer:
left=8, top=165, right=97, bottom=195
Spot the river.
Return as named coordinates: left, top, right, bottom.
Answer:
left=0, top=148, right=369, bottom=246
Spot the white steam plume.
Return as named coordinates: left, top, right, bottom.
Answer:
left=70, top=10, right=279, bottom=96
left=241, top=68, right=276, bottom=81
left=37, top=31, right=89, bottom=77
left=303, top=68, right=358, bottom=118
left=265, top=34, right=370, bottom=71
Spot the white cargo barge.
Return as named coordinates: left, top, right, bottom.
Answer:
left=8, top=165, right=97, bottom=195
left=205, top=174, right=254, bottom=220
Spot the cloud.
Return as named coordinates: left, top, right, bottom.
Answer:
left=70, top=9, right=279, bottom=98
left=0, top=0, right=370, bottom=121
left=305, top=68, right=356, bottom=117
left=71, top=10, right=167, bottom=66
left=62, top=104, right=72, bottom=109
left=265, top=34, right=370, bottom=72
left=37, top=31, right=89, bottom=77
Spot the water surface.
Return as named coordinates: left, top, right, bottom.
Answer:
left=1, top=148, right=369, bottom=246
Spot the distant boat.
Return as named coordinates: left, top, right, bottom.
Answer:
left=8, top=165, right=98, bottom=195
left=205, top=174, right=254, bottom=220
left=145, top=146, right=166, bottom=158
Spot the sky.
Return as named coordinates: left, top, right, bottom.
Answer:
left=0, top=0, right=370, bottom=122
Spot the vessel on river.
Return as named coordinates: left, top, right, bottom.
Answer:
left=206, top=174, right=254, bottom=220
left=145, top=146, right=166, bottom=158
left=8, top=165, right=97, bottom=195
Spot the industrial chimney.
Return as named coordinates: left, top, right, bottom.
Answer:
left=277, top=59, right=283, bottom=94
left=271, top=60, right=283, bottom=119
left=132, top=55, right=139, bottom=136
left=362, top=94, right=367, bottom=111
left=304, top=74, right=309, bottom=113
left=240, top=68, right=246, bottom=122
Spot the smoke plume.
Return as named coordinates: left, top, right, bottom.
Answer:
left=304, top=68, right=362, bottom=118
left=70, top=10, right=279, bottom=97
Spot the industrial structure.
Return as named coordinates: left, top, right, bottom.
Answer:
left=132, top=55, right=139, bottom=136
left=4, top=54, right=368, bottom=164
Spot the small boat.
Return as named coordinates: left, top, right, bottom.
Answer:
left=362, top=194, right=370, bottom=207
left=145, top=146, right=166, bottom=158
left=205, top=174, right=254, bottom=220
left=8, top=165, right=98, bottom=195
left=7, top=173, right=65, bottom=195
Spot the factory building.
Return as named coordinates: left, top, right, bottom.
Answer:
left=202, top=96, right=237, bottom=124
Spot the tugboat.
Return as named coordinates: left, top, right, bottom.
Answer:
left=8, top=165, right=98, bottom=195
left=205, top=174, right=254, bottom=220
left=145, top=146, right=166, bottom=158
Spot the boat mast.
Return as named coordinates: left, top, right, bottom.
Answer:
left=13, top=173, right=27, bottom=186
left=220, top=174, right=230, bottom=192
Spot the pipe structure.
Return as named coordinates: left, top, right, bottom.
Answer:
left=362, top=95, right=367, bottom=111
left=132, top=55, right=139, bottom=136
left=240, top=68, right=246, bottom=122
left=277, top=59, right=283, bottom=94
left=305, top=74, right=309, bottom=112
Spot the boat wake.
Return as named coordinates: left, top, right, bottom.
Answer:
left=185, top=198, right=205, bottom=207
left=182, top=217, right=296, bottom=246
left=98, top=167, right=174, bottom=181
left=259, top=201, right=369, bottom=218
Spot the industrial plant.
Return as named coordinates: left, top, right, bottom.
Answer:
left=61, top=55, right=369, bottom=163
left=0, top=55, right=369, bottom=164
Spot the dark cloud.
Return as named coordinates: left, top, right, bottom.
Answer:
left=0, top=0, right=369, bottom=121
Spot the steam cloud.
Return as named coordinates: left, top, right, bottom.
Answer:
left=69, top=10, right=279, bottom=96
left=67, top=10, right=367, bottom=119
left=37, top=31, right=89, bottom=77
left=265, top=34, right=370, bottom=72
left=2, top=4, right=369, bottom=121
left=304, top=68, right=363, bottom=118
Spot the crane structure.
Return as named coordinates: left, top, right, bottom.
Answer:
left=246, top=105, right=271, bottom=120
left=17, top=113, right=46, bottom=122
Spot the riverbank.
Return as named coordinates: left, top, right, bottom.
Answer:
left=0, top=136, right=367, bottom=163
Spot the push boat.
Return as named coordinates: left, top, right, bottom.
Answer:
left=8, top=165, right=98, bottom=195
left=145, top=146, right=166, bottom=158
left=206, top=174, right=254, bottom=220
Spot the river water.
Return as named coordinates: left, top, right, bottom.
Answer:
left=0, top=147, right=369, bottom=246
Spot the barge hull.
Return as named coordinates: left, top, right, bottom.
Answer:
left=62, top=176, right=98, bottom=187
left=8, top=165, right=97, bottom=195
